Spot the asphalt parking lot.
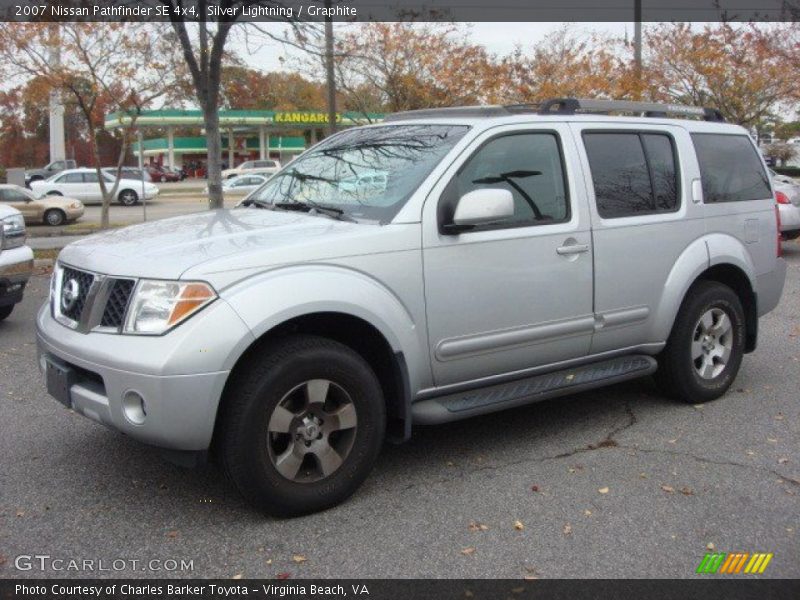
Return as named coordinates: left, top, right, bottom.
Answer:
left=1, top=243, right=798, bottom=580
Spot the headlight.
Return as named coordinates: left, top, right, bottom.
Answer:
left=1, top=214, right=26, bottom=249
left=123, top=280, right=216, bottom=335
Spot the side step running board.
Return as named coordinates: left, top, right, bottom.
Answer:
left=412, top=355, right=657, bottom=425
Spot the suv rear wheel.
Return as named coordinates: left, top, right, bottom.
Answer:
left=0, top=305, right=13, bottom=321
left=656, top=281, right=745, bottom=403
left=219, top=335, right=386, bottom=517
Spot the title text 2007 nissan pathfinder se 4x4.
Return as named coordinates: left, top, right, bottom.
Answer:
left=37, top=99, right=786, bottom=516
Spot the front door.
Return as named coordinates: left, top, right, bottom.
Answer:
left=422, top=125, right=594, bottom=387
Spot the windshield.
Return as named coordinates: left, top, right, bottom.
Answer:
left=245, top=124, right=469, bottom=222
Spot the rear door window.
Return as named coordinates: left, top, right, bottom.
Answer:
left=691, top=133, right=771, bottom=202
left=583, top=131, right=680, bottom=218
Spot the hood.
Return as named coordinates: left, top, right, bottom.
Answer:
left=58, top=208, right=416, bottom=282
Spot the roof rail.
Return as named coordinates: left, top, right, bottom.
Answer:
left=385, top=98, right=725, bottom=123
left=384, top=106, right=513, bottom=121
left=538, top=98, right=724, bottom=122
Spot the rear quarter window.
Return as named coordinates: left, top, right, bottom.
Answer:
left=691, top=133, right=771, bottom=203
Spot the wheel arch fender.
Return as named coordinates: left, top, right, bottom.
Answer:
left=217, top=264, right=427, bottom=439
left=650, top=233, right=757, bottom=345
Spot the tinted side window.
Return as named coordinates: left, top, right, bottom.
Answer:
left=691, top=134, right=771, bottom=203
left=642, top=134, right=678, bottom=210
left=83, top=173, right=100, bottom=183
left=440, top=132, right=569, bottom=230
left=64, top=173, right=83, bottom=183
left=583, top=132, right=679, bottom=218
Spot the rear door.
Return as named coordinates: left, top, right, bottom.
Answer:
left=572, top=123, right=705, bottom=353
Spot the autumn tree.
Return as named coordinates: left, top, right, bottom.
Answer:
left=644, top=23, right=800, bottom=127
left=0, top=23, right=183, bottom=228
left=500, top=26, right=640, bottom=104
left=285, top=23, right=501, bottom=114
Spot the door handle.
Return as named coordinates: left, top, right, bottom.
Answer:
left=556, top=243, right=589, bottom=256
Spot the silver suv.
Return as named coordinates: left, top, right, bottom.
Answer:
left=36, top=99, right=787, bottom=516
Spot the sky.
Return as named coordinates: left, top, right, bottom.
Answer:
left=235, top=22, right=633, bottom=73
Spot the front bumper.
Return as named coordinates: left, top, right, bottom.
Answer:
left=0, top=246, right=33, bottom=307
left=35, top=297, right=255, bottom=451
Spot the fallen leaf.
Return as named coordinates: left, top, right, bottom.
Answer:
left=446, top=461, right=455, bottom=467
left=661, top=485, right=675, bottom=493
left=692, top=404, right=704, bottom=410
left=511, top=587, right=525, bottom=594
left=232, top=573, right=243, bottom=580
left=291, top=554, right=307, bottom=564
left=745, top=450, right=755, bottom=456
left=680, top=487, right=694, bottom=496
left=0, top=555, right=7, bottom=566
left=514, top=520, right=524, bottom=531
left=461, top=546, right=476, bottom=556
left=706, top=542, right=716, bottom=551
left=465, top=591, right=474, bottom=598
left=563, top=523, right=573, bottom=536
left=265, top=559, right=273, bottom=565
left=584, top=509, right=592, bottom=516
left=778, top=457, right=789, bottom=464
left=774, top=413, right=784, bottom=420
left=639, top=472, right=648, bottom=479
left=668, top=438, right=678, bottom=444
left=468, top=521, right=489, bottom=532
left=166, top=530, right=179, bottom=539
left=15, top=510, right=24, bottom=518
left=276, top=573, right=291, bottom=580
left=598, top=487, right=609, bottom=494
left=531, top=485, right=540, bottom=492
left=767, top=438, right=778, bottom=443
left=523, top=575, right=539, bottom=580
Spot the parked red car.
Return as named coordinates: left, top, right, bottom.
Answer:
left=146, top=165, right=180, bottom=182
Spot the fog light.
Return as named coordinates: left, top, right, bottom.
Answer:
left=122, top=390, right=147, bottom=425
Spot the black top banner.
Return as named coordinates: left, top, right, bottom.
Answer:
left=1, top=0, right=799, bottom=23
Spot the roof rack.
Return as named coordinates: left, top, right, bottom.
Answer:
left=385, top=98, right=724, bottom=123
left=539, top=98, right=725, bottom=121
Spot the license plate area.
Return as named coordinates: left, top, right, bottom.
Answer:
left=46, top=358, right=75, bottom=408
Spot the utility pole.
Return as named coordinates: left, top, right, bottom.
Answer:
left=48, top=25, right=66, bottom=162
left=633, top=0, right=643, bottom=98
left=324, top=0, right=337, bottom=137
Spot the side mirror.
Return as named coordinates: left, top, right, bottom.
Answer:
left=444, top=188, right=514, bottom=234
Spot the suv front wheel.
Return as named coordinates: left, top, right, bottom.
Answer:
left=656, top=281, right=745, bottom=403
left=219, top=335, right=386, bottom=517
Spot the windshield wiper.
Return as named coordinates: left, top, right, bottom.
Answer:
left=273, top=201, right=356, bottom=222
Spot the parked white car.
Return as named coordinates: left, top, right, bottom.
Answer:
left=774, top=179, right=800, bottom=241
left=0, top=204, right=33, bottom=321
left=30, top=168, right=159, bottom=206
left=222, top=159, right=281, bottom=180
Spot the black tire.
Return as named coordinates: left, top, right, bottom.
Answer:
left=782, top=230, right=800, bottom=241
left=655, top=281, right=746, bottom=403
left=43, top=209, right=66, bottom=227
left=0, top=305, right=13, bottom=321
left=219, top=334, right=386, bottom=517
left=118, top=189, right=138, bottom=206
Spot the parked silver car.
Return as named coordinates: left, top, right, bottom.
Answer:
left=0, top=204, right=33, bottom=321
left=37, top=99, right=786, bottom=516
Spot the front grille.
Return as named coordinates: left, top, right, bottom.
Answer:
left=101, top=279, right=135, bottom=328
left=60, top=266, right=94, bottom=322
